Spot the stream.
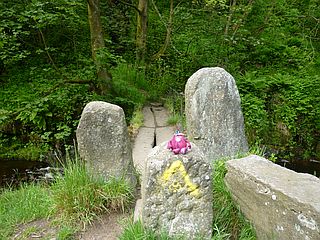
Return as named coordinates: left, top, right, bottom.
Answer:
left=0, top=156, right=319, bottom=187
left=276, top=158, right=320, bottom=177
left=0, top=159, right=54, bottom=187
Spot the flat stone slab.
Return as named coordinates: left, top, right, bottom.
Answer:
left=134, top=199, right=143, bottom=222
left=156, top=126, right=175, bottom=147
left=225, top=155, right=320, bottom=240
left=132, top=127, right=155, bottom=175
left=152, top=107, right=170, bottom=127
left=142, top=107, right=155, bottom=128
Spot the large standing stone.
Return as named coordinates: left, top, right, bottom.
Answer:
left=185, top=67, right=248, bottom=162
left=225, top=155, right=320, bottom=240
left=141, top=143, right=212, bottom=239
left=76, top=101, right=136, bottom=185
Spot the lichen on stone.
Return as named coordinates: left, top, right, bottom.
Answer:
left=159, top=160, right=200, bottom=197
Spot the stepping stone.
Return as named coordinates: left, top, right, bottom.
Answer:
left=150, top=102, right=163, bottom=107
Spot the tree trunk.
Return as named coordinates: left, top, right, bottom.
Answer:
left=136, top=0, right=148, bottom=65
left=151, top=0, right=174, bottom=61
left=87, top=0, right=112, bottom=94
left=224, top=0, right=237, bottom=36
left=231, top=0, right=254, bottom=39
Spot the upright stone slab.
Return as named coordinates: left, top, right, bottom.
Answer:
left=141, top=143, right=212, bottom=239
left=185, top=67, right=248, bottom=162
left=225, top=155, right=320, bottom=240
left=76, top=101, right=136, bottom=185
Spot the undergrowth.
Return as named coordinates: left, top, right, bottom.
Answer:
left=165, top=93, right=186, bottom=131
left=119, top=220, right=184, bottom=240
left=128, top=106, right=144, bottom=139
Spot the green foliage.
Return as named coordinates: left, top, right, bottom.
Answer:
left=0, top=156, right=135, bottom=239
left=56, top=226, right=77, bottom=240
left=0, top=67, right=93, bottom=160
left=240, top=93, right=269, bottom=143
left=165, top=93, right=186, bottom=130
left=205, top=0, right=228, bottom=9
left=130, top=108, right=144, bottom=128
left=167, top=114, right=181, bottom=126
left=1, top=0, right=319, bottom=163
left=238, top=71, right=320, bottom=159
left=128, top=107, right=144, bottom=138
left=0, top=0, right=89, bottom=67
left=111, top=63, right=148, bottom=121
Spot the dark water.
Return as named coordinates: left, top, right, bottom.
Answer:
left=0, top=160, right=49, bottom=187
left=276, top=159, right=320, bottom=177
left=0, top=157, right=319, bottom=187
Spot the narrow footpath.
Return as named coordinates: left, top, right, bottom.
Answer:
left=132, top=104, right=175, bottom=175
left=79, top=104, right=175, bottom=240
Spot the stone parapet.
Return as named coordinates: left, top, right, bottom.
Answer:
left=225, top=155, right=320, bottom=240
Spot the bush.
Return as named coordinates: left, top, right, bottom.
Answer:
left=238, top=71, right=320, bottom=159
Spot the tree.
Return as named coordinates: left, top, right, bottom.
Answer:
left=87, top=0, right=112, bottom=94
left=136, top=0, right=148, bottom=64
left=151, top=0, right=174, bottom=61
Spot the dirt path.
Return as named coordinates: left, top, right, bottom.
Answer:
left=77, top=212, right=130, bottom=240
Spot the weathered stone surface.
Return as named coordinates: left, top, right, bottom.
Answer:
left=141, top=143, right=213, bottom=239
left=76, top=101, right=136, bottom=185
left=134, top=199, right=143, bottom=222
left=153, top=106, right=170, bottom=127
left=225, top=155, right=320, bottom=240
left=155, top=127, right=175, bottom=147
left=185, top=67, right=248, bottom=162
left=132, top=127, right=155, bottom=175
left=142, top=107, right=155, bottom=128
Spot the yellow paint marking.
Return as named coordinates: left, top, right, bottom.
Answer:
left=160, top=160, right=200, bottom=197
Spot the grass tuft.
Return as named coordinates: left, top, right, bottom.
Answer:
left=0, top=151, right=135, bottom=239
left=167, top=114, right=181, bottom=126
left=0, top=183, right=53, bottom=239
left=119, top=220, right=182, bottom=240
left=212, top=159, right=256, bottom=239
left=128, top=106, right=144, bottom=138
left=51, top=156, right=134, bottom=227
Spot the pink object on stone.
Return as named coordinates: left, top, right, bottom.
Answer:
left=167, top=132, right=191, bottom=155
